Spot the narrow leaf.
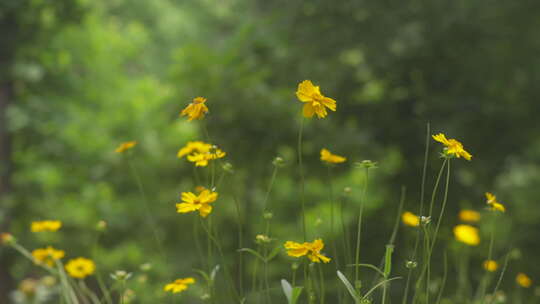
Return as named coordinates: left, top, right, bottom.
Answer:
left=337, top=270, right=361, bottom=303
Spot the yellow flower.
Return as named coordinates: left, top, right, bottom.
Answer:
left=453, top=225, right=480, bottom=246
left=485, top=192, right=506, bottom=213
left=115, top=141, right=137, bottom=153
left=32, top=246, right=65, bottom=266
left=296, top=80, right=336, bottom=119
left=177, top=141, right=212, bottom=158
left=320, top=148, right=346, bottom=164
left=176, top=189, right=218, bottom=218
left=459, top=210, right=481, bottom=223
left=65, top=257, right=95, bottom=279
left=483, top=260, right=498, bottom=272
left=187, top=148, right=226, bottom=167
left=402, top=211, right=420, bottom=227
left=284, top=239, right=331, bottom=263
left=432, top=133, right=472, bottom=160
left=31, top=220, right=62, bottom=232
left=516, top=272, right=532, bottom=288
left=181, top=97, right=209, bottom=121
left=164, top=277, right=195, bottom=294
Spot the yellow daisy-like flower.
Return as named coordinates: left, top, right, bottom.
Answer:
left=516, top=272, right=532, bottom=288
left=187, top=148, right=226, bottom=167
left=115, top=141, right=137, bottom=153
left=181, top=97, right=209, bottom=121
left=459, top=210, right=481, bottom=223
left=32, top=246, right=65, bottom=266
left=432, top=133, right=472, bottom=160
left=164, top=277, right=195, bottom=294
left=401, top=211, right=420, bottom=227
left=453, top=225, right=480, bottom=246
left=31, top=220, right=62, bottom=232
left=177, top=141, right=212, bottom=158
left=296, top=80, right=337, bottom=119
left=485, top=192, right=506, bottom=213
left=284, top=239, right=331, bottom=263
left=65, top=257, right=96, bottom=279
left=320, top=148, right=346, bottom=164
left=176, top=189, right=218, bottom=218
left=483, top=260, right=498, bottom=272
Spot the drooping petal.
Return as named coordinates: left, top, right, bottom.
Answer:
left=176, top=203, right=200, bottom=213
left=302, top=103, right=315, bottom=118
left=296, top=80, right=317, bottom=102
left=199, top=204, right=213, bottom=218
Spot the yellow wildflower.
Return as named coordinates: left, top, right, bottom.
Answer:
left=164, top=277, right=195, bottom=294
left=284, top=239, right=331, bottom=263
left=453, top=225, right=480, bottom=246
left=459, top=210, right=481, bottom=223
left=177, top=141, right=212, bottom=158
left=485, top=192, right=506, bottom=213
left=176, top=189, right=218, bottom=218
left=516, top=272, right=532, bottom=288
left=320, top=148, right=346, bottom=164
left=296, top=80, right=336, bottom=119
left=115, top=141, right=137, bottom=153
left=31, top=220, right=62, bottom=232
left=181, top=97, right=209, bottom=121
left=187, top=148, right=226, bottom=167
left=32, top=246, right=65, bottom=266
left=65, top=257, right=95, bottom=279
left=483, top=260, right=498, bottom=272
left=432, top=133, right=472, bottom=160
left=401, top=211, right=420, bottom=227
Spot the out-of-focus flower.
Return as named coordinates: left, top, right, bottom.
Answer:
left=181, top=97, right=209, bottom=121
left=402, top=211, right=420, bottom=227
left=65, top=257, right=95, bottom=279
left=516, top=272, right=532, bottom=288
left=459, top=210, right=481, bottom=222
left=177, top=141, right=212, bottom=158
left=32, top=246, right=65, bottom=266
left=110, top=270, right=132, bottom=281
left=176, top=189, right=218, bottom=218
left=187, top=147, right=226, bottom=167
left=485, top=192, right=506, bottom=213
left=255, top=234, right=271, bottom=244
left=31, top=220, right=62, bottom=232
left=115, top=141, right=137, bottom=153
left=483, top=260, right=498, bottom=272
left=320, top=148, right=346, bottom=164
left=432, top=133, right=472, bottom=160
left=0, top=233, right=15, bottom=245
left=284, top=239, right=331, bottom=263
left=453, top=225, right=480, bottom=246
left=296, top=80, right=336, bottom=119
left=164, top=277, right=195, bottom=294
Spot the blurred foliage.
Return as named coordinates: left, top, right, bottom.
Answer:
left=2, top=0, right=540, bottom=303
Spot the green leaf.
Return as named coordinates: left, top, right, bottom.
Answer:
left=266, top=245, right=282, bottom=262
left=238, top=248, right=265, bottom=262
left=210, top=264, right=220, bottom=281
left=281, top=279, right=303, bottom=304
left=337, top=270, right=361, bottom=303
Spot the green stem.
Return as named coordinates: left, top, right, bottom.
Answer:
left=327, top=166, right=340, bottom=271
left=354, top=168, right=369, bottom=292
left=126, top=157, right=167, bottom=265
left=297, top=117, right=307, bottom=241
left=403, top=123, right=430, bottom=304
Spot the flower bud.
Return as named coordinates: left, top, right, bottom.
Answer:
left=406, top=260, right=418, bottom=269
left=263, top=212, right=273, bottom=220
left=0, top=233, right=15, bottom=245
left=222, top=162, right=234, bottom=173
left=272, top=156, right=285, bottom=167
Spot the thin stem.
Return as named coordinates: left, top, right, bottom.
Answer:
left=403, top=123, right=430, bottom=304
left=126, top=157, right=167, bottom=265
left=318, top=264, right=326, bottom=304
left=327, top=166, right=340, bottom=271
left=297, top=117, right=307, bottom=241
left=354, top=167, right=370, bottom=291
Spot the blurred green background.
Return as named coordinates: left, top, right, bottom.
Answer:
left=1, top=0, right=540, bottom=302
